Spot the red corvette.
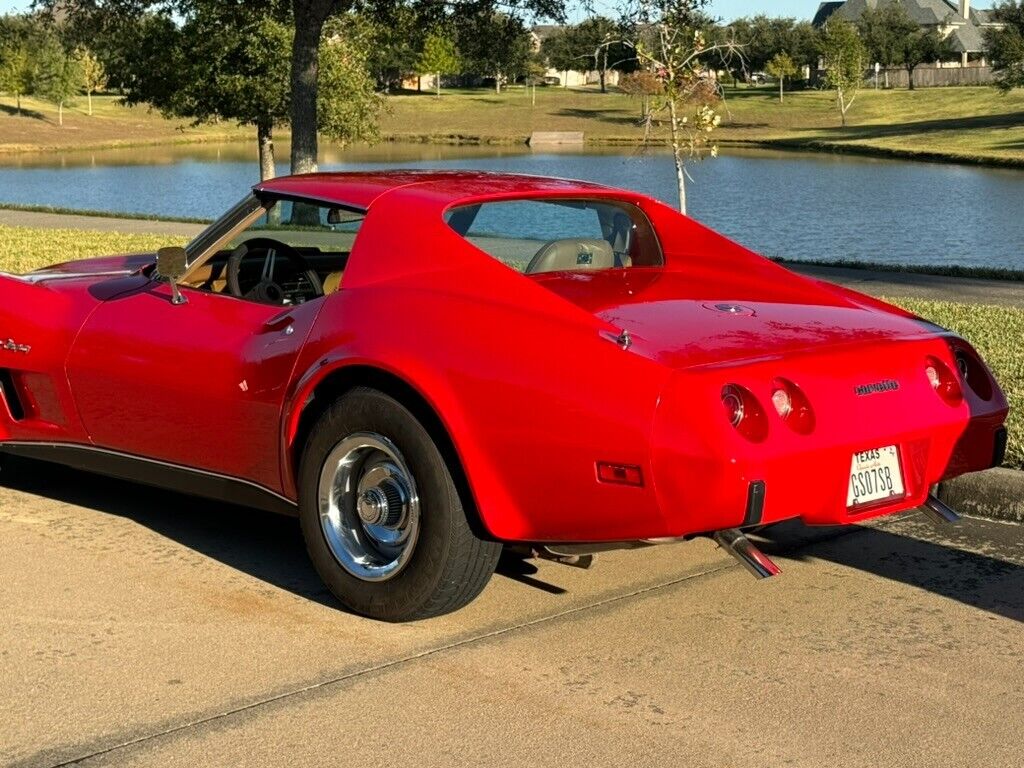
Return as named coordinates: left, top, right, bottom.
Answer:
left=0, top=171, right=1009, bottom=620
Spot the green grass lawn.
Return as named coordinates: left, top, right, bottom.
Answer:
left=1, top=224, right=1017, bottom=468
left=0, top=224, right=186, bottom=273
left=380, top=84, right=1024, bottom=165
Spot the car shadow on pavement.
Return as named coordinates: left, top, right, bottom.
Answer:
left=755, top=519, right=1024, bottom=624
left=0, top=455, right=342, bottom=609
left=0, top=455, right=567, bottom=607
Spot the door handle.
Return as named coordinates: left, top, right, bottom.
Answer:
left=263, top=312, right=295, bottom=333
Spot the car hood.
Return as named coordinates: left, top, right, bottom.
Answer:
left=532, top=268, right=937, bottom=370
left=27, top=252, right=154, bottom=279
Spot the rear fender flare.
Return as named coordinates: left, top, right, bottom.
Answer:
left=280, top=354, right=522, bottom=540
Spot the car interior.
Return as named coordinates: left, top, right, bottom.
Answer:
left=182, top=203, right=361, bottom=306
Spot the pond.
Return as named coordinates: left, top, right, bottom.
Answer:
left=1, top=141, right=1023, bottom=269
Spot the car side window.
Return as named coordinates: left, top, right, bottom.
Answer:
left=446, top=198, right=664, bottom=274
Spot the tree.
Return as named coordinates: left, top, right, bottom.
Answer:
left=524, top=56, right=547, bottom=105
left=720, top=16, right=817, bottom=82
left=0, top=15, right=38, bottom=114
left=765, top=52, right=797, bottom=103
left=857, top=4, right=915, bottom=87
left=317, top=17, right=383, bottom=151
left=35, top=34, right=83, bottom=126
left=618, top=69, right=663, bottom=119
left=76, top=47, right=107, bottom=115
left=120, top=4, right=379, bottom=181
left=986, top=1, right=1024, bottom=91
left=417, top=30, right=460, bottom=98
left=457, top=12, right=532, bottom=93
left=573, top=16, right=621, bottom=92
left=820, top=19, right=867, bottom=127
left=899, top=27, right=949, bottom=90
left=540, top=27, right=578, bottom=86
left=625, top=0, right=737, bottom=214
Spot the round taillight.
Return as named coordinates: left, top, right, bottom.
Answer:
left=954, top=348, right=993, bottom=401
left=925, top=356, right=962, bottom=406
left=721, top=384, right=768, bottom=442
left=771, top=377, right=815, bottom=435
left=722, top=386, right=744, bottom=427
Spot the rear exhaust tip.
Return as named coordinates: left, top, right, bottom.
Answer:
left=922, top=494, right=961, bottom=525
left=712, top=528, right=782, bottom=579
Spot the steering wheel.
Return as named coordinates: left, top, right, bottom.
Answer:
left=226, top=237, right=323, bottom=304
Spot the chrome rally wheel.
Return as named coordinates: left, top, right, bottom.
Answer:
left=298, top=387, right=502, bottom=621
left=318, top=432, right=420, bottom=582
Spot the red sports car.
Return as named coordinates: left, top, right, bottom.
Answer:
left=0, top=172, right=1009, bottom=620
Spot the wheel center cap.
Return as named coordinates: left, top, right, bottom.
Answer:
left=356, top=481, right=404, bottom=528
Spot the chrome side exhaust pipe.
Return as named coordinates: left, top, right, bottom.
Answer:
left=921, top=494, right=961, bottom=525
left=712, top=529, right=782, bottom=579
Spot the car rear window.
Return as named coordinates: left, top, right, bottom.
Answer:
left=445, top=198, right=664, bottom=274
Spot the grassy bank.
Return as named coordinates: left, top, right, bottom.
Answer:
left=3, top=86, right=1024, bottom=167
left=0, top=94, right=249, bottom=154
left=0, top=224, right=1017, bottom=468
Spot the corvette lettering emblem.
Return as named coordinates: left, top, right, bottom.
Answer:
left=2, top=338, right=31, bottom=354
left=855, top=379, right=899, bottom=396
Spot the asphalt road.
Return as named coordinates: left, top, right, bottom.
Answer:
left=0, top=454, right=1021, bottom=768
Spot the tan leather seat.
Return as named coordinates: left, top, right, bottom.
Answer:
left=526, top=239, right=616, bottom=275
left=322, top=271, right=344, bottom=294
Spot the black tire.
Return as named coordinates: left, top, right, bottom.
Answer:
left=298, top=387, right=501, bottom=621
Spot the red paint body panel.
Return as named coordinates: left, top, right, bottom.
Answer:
left=0, top=172, right=1009, bottom=544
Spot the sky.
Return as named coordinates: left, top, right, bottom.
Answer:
left=0, top=1, right=818, bottom=23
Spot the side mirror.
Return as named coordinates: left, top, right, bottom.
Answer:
left=155, top=246, right=188, bottom=305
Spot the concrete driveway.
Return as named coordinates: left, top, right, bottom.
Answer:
left=1, top=455, right=1021, bottom=768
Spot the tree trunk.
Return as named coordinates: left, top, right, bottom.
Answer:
left=600, top=48, right=607, bottom=93
left=563, top=70, right=568, bottom=88
left=779, top=77, right=784, bottom=103
left=87, top=90, right=93, bottom=116
left=290, top=0, right=333, bottom=175
left=884, top=69, right=889, bottom=88
left=838, top=89, right=846, bottom=127
left=436, top=73, right=441, bottom=98
left=532, top=84, right=536, bottom=106
left=907, top=66, right=915, bottom=91
left=495, top=72, right=501, bottom=94
left=257, top=120, right=276, bottom=181
left=668, top=98, right=686, bottom=215
left=58, top=101, right=63, bottom=126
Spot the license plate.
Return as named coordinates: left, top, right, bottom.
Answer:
left=847, top=445, right=905, bottom=508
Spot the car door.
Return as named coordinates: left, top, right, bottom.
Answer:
left=66, top=279, right=320, bottom=493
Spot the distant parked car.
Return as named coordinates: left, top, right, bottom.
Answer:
left=543, top=75, right=561, bottom=86
left=0, top=171, right=1009, bottom=621
left=750, top=72, right=767, bottom=84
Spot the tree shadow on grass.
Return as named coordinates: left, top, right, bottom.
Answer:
left=754, top=518, right=1024, bottom=623
left=553, top=107, right=641, bottom=127
left=0, top=103, right=47, bottom=120
left=820, top=111, right=1024, bottom=141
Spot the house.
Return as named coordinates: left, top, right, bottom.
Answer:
left=813, top=0, right=1001, bottom=65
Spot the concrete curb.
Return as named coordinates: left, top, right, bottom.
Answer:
left=939, top=468, right=1024, bottom=525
